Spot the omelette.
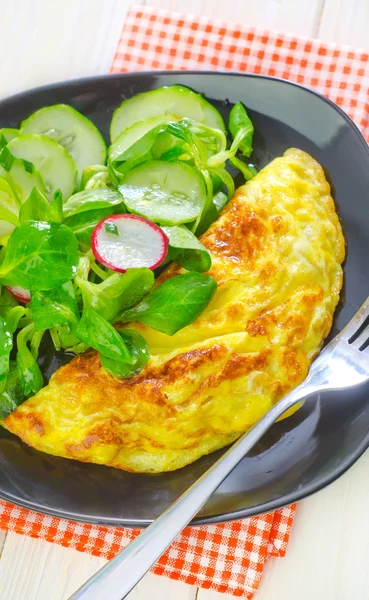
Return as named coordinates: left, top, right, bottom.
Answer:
left=3, top=149, right=345, bottom=473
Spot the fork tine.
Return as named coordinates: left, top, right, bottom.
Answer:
left=340, top=296, right=369, bottom=342
left=350, top=326, right=369, bottom=350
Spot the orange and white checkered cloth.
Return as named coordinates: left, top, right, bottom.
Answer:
left=0, top=499, right=295, bottom=598
left=111, top=4, right=369, bottom=142
left=1, top=4, right=369, bottom=599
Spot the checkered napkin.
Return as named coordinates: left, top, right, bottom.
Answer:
left=111, top=4, right=369, bottom=141
left=0, top=500, right=295, bottom=598
left=2, top=4, right=369, bottom=599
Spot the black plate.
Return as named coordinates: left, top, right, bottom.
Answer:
left=1, top=71, right=369, bottom=527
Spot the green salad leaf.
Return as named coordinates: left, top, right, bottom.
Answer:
left=159, top=145, right=185, bottom=162
left=230, top=156, right=258, bottom=181
left=76, top=303, right=133, bottom=364
left=0, top=362, right=25, bottom=419
left=210, top=172, right=224, bottom=196
left=76, top=268, right=154, bottom=323
left=6, top=305, right=28, bottom=334
left=111, top=119, right=215, bottom=176
left=50, top=324, right=87, bottom=354
left=0, top=176, right=20, bottom=240
left=17, top=346, right=43, bottom=396
left=194, top=202, right=218, bottom=238
left=63, top=188, right=124, bottom=218
left=118, top=272, right=217, bottom=335
left=104, top=222, right=119, bottom=236
left=64, top=207, right=116, bottom=248
left=19, top=187, right=52, bottom=223
left=228, top=102, right=254, bottom=157
left=0, top=316, right=13, bottom=393
left=100, top=329, right=150, bottom=378
left=194, top=165, right=234, bottom=235
left=0, top=133, right=9, bottom=153
left=16, top=324, right=44, bottom=396
left=31, top=281, right=79, bottom=331
left=112, top=123, right=168, bottom=175
left=209, top=166, right=235, bottom=202
left=152, top=131, right=185, bottom=161
left=165, top=120, right=208, bottom=166
left=0, top=287, right=18, bottom=320
left=82, top=165, right=110, bottom=190
left=162, top=225, right=211, bottom=272
left=50, top=189, right=64, bottom=222
left=0, top=221, right=79, bottom=290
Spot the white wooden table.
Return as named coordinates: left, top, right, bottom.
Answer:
left=1, top=1, right=369, bottom=599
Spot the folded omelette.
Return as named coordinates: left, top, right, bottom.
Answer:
left=3, top=149, right=345, bottom=473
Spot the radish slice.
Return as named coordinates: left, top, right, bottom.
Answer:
left=91, top=214, right=168, bottom=272
left=7, top=286, right=31, bottom=303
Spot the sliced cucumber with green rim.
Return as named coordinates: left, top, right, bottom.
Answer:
left=20, top=104, right=107, bottom=187
left=0, top=146, right=47, bottom=204
left=0, top=128, right=19, bottom=143
left=119, top=160, right=207, bottom=225
left=108, top=115, right=178, bottom=162
left=8, top=134, right=77, bottom=201
left=110, top=85, right=225, bottom=142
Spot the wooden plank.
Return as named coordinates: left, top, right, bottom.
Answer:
left=0, top=531, right=7, bottom=555
left=198, top=450, right=369, bottom=600
left=145, top=0, right=325, bottom=37
left=319, top=0, right=369, bottom=49
left=0, top=0, right=135, bottom=99
left=0, top=532, right=198, bottom=600
left=0, top=534, right=105, bottom=600
left=130, top=573, right=198, bottom=600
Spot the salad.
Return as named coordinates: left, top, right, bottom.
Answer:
left=0, top=84, right=256, bottom=418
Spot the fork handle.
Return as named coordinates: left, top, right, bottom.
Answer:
left=69, top=382, right=315, bottom=600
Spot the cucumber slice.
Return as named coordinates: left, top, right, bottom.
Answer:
left=108, top=115, right=177, bottom=161
left=0, top=128, right=19, bottom=143
left=0, top=146, right=47, bottom=204
left=110, top=85, right=225, bottom=142
left=8, top=134, right=77, bottom=201
left=21, top=104, right=107, bottom=187
left=119, top=161, right=207, bottom=225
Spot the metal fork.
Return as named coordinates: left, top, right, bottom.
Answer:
left=69, top=296, right=369, bottom=600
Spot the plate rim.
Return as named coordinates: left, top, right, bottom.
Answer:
left=2, top=69, right=368, bottom=154
left=1, top=70, right=369, bottom=527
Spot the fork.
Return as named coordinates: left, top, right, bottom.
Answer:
left=69, top=297, right=369, bottom=600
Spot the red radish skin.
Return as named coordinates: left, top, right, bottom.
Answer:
left=92, top=214, right=169, bottom=273
left=7, top=286, right=31, bottom=303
